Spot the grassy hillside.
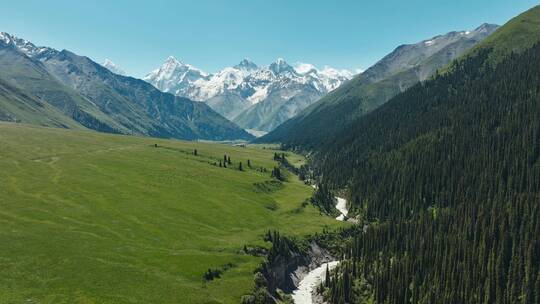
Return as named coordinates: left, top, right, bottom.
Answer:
left=465, top=5, right=540, bottom=63
left=0, top=78, right=83, bottom=129
left=0, top=123, right=345, bottom=303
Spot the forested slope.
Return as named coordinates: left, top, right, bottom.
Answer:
left=313, top=6, right=540, bottom=304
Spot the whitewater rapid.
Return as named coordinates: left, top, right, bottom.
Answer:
left=335, top=197, right=348, bottom=221
left=290, top=196, right=348, bottom=303
left=291, top=261, right=339, bottom=304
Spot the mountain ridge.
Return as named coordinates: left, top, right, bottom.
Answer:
left=0, top=32, right=253, bottom=141
left=257, top=23, right=499, bottom=148
left=144, top=56, right=355, bottom=131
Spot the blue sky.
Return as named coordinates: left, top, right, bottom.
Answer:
left=2, top=0, right=538, bottom=77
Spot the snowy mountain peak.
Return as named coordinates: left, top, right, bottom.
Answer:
left=144, top=56, right=208, bottom=93
left=234, top=58, right=258, bottom=71
left=0, top=32, right=13, bottom=44
left=269, top=58, right=295, bottom=75
left=295, top=63, right=318, bottom=74
left=101, top=59, right=126, bottom=75
left=0, top=32, right=56, bottom=58
left=164, top=55, right=183, bottom=66
left=145, top=57, right=356, bottom=129
left=320, top=66, right=354, bottom=79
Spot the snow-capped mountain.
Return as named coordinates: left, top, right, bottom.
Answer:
left=144, top=56, right=209, bottom=100
left=0, top=31, right=253, bottom=141
left=101, top=59, right=126, bottom=76
left=144, top=57, right=355, bottom=131
left=0, top=32, right=57, bottom=59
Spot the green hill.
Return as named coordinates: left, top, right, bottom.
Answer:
left=0, top=123, right=345, bottom=303
left=465, top=5, right=540, bottom=63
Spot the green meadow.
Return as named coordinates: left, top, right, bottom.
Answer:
left=0, top=123, right=344, bottom=304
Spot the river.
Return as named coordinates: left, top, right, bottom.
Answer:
left=290, top=196, right=348, bottom=303
left=291, top=261, right=339, bottom=304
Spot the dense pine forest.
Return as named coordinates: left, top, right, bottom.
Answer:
left=313, top=33, right=540, bottom=303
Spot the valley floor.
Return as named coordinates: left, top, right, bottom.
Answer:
left=0, top=123, right=346, bottom=303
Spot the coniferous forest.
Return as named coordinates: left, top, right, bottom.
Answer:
left=313, top=38, right=540, bottom=303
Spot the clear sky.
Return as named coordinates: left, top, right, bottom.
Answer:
left=2, top=0, right=538, bottom=77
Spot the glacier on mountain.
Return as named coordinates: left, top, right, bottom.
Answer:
left=144, top=57, right=356, bottom=131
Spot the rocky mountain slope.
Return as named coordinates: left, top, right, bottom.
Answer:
left=257, top=23, right=499, bottom=148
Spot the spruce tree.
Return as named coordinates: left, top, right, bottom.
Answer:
left=271, top=167, right=282, bottom=181
left=325, top=264, right=331, bottom=288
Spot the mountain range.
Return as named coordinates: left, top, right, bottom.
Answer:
left=258, top=23, right=500, bottom=147
left=0, top=32, right=253, bottom=141
left=144, top=57, right=354, bottom=132
left=0, top=23, right=499, bottom=142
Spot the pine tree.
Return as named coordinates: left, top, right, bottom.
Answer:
left=227, top=156, right=231, bottom=165
left=325, top=264, right=331, bottom=288
left=534, top=270, right=540, bottom=304
left=194, top=149, right=198, bottom=156
left=271, top=167, right=283, bottom=181
left=239, top=162, right=243, bottom=171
